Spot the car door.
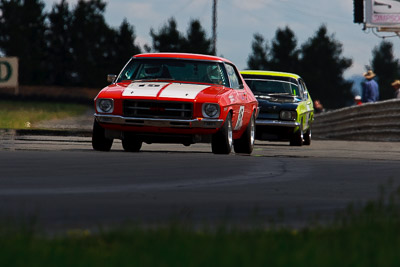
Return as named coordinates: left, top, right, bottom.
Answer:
left=298, top=79, right=313, bottom=131
left=225, top=63, right=248, bottom=132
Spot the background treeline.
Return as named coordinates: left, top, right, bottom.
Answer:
left=0, top=0, right=141, bottom=88
left=248, top=26, right=400, bottom=108
left=0, top=0, right=398, bottom=109
left=0, top=0, right=212, bottom=89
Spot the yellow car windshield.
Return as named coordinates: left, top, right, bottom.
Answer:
left=245, top=79, right=300, bottom=97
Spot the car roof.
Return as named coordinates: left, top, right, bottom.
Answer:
left=133, top=53, right=233, bottom=64
left=240, top=70, right=301, bottom=80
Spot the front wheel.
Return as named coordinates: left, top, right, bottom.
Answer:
left=92, top=119, right=113, bottom=151
left=122, top=134, right=142, bottom=152
left=290, top=127, right=303, bottom=146
left=234, top=113, right=255, bottom=154
left=303, top=128, right=311, bottom=146
left=211, top=113, right=233, bottom=154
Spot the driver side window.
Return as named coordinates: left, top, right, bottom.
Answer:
left=225, top=64, right=242, bottom=89
left=299, top=79, right=309, bottom=100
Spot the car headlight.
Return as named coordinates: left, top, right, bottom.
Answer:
left=202, top=103, right=220, bottom=118
left=280, top=110, right=297, bottom=121
left=96, top=98, right=114, bottom=113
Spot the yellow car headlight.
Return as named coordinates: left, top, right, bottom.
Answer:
left=280, top=110, right=297, bottom=121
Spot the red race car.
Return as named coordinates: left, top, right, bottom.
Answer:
left=93, top=53, right=258, bottom=154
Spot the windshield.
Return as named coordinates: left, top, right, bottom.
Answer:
left=245, top=79, right=300, bottom=97
left=116, top=58, right=229, bottom=86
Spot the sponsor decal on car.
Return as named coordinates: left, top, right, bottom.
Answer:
left=122, top=82, right=168, bottom=97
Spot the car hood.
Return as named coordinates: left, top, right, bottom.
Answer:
left=256, top=96, right=300, bottom=112
left=255, top=94, right=302, bottom=104
left=98, top=81, right=227, bottom=100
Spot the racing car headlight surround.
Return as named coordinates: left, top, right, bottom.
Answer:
left=202, top=103, right=220, bottom=118
left=280, top=110, right=297, bottom=121
left=96, top=98, right=114, bottom=113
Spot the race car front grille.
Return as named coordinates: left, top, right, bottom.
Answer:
left=123, top=100, right=193, bottom=119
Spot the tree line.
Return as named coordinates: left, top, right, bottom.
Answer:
left=247, top=25, right=353, bottom=109
left=0, top=0, right=213, bottom=88
left=0, top=0, right=140, bottom=87
left=247, top=26, right=400, bottom=109
left=0, top=0, right=398, bottom=109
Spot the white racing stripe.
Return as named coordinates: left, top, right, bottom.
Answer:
left=122, top=82, right=209, bottom=99
left=159, top=83, right=209, bottom=99
left=122, top=82, right=168, bottom=97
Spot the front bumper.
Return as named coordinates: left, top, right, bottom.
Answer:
left=95, top=114, right=224, bottom=129
left=256, top=119, right=300, bottom=127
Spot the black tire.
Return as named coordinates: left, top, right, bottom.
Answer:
left=122, top=135, right=142, bottom=152
left=234, top=113, right=255, bottom=154
left=290, top=126, right=303, bottom=146
left=92, top=119, right=113, bottom=151
left=211, top=113, right=233, bottom=154
left=303, top=128, right=311, bottom=146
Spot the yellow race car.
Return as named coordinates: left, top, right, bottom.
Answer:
left=240, top=70, right=314, bottom=146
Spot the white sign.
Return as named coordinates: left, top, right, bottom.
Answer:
left=366, top=0, right=400, bottom=27
left=0, top=57, right=18, bottom=87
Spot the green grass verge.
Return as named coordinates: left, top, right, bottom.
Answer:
left=1, top=187, right=400, bottom=267
left=0, top=100, right=89, bottom=129
left=1, top=219, right=399, bottom=267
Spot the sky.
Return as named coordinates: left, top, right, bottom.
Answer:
left=43, top=0, right=400, bottom=80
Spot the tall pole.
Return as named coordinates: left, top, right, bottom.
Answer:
left=212, top=0, right=217, bottom=55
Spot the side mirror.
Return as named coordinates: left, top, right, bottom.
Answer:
left=107, top=74, right=117, bottom=83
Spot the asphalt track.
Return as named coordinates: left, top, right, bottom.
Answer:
left=1, top=135, right=400, bottom=232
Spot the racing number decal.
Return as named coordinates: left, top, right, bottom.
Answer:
left=234, top=106, right=245, bottom=130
